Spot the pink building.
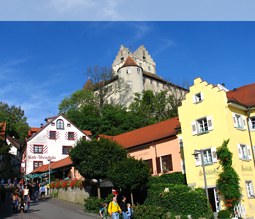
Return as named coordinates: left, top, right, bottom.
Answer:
left=100, top=117, right=183, bottom=175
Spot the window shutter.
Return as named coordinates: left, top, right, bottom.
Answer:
left=248, top=119, right=253, bottom=130
left=237, top=144, right=243, bottom=159
left=192, top=121, right=197, bottom=135
left=251, top=182, right=255, bottom=196
left=207, top=116, right=213, bottom=131
left=192, top=95, right=196, bottom=104
left=156, top=157, right=161, bottom=174
left=200, top=92, right=204, bottom=101
left=195, top=153, right=202, bottom=166
left=211, top=147, right=218, bottom=163
left=233, top=113, right=237, bottom=128
left=242, top=116, right=247, bottom=130
left=166, top=154, right=173, bottom=171
left=247, top=145, right=252, bottom=160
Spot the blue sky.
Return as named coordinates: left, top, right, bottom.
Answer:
left=1, top=22, right=255, bottom=127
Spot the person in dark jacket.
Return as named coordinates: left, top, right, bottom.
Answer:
left=119, top=196, right=128, bottom=219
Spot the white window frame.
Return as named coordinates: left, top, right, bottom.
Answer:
left=193, top=92, right=204, bottom=104
left=248, top=116, right=255, bottom=131
left=245, top=181, right=255, bottom=198
left=233, top=113, right=246, bottom=130
left=194, top=147, right=217, bottom=166
left=127, top=81, right=132, bottom=87
left=238, top=144, right=252, bottom=161
left=192, top=116, right=213, bottom=135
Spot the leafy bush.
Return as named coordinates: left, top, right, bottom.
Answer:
left=149, top=172, right=186, bottom=185
left=133, top=204, right=166, bottom=219
left=144, top=183, right=213, bottom=219
left=84, top=196, right=103, bottom=213
left=217, top=209, right=231, bottom=219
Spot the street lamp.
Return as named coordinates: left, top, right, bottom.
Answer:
left=193, top=149, right=209, bottom=200
left=47, top=157, right=52, bottom=195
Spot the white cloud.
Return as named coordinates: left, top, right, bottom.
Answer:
left=153, top=39, right=175, bottom=57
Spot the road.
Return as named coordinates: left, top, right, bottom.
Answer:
left=0, top=197, right=100, bottom=219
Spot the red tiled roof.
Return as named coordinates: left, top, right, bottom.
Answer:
left=227, top=83, right=255, bottom=107
left=28, top=127, right=41, bottom=138
left=6, top=136, right=21, bottom=149
left=82, top=130, right=92, bottom=136
left=121, top=56, right=139, bottom=68
left=51, top=156, right=73, bottom=170
left=101, top=117, right=180, bottom=149
left=31, top=156, right=73, bottom=174
left=0, top=122, right=6, bottom=140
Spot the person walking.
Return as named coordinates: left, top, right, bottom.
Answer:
left=108, top=196, right=121, bottom=219
left=119, top=196, right=128, bottom=219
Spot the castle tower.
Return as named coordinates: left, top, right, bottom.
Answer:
left=117, top=56, right=143, bottom=106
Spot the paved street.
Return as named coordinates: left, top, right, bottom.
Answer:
left=0, top=197, right=99, bottom=219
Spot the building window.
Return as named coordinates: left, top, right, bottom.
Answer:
left=150, top=79, right=153, bottom=84
left=246, top=181, right=255, bottom=198
left=233, top=113, right=246, bottom=130
left=67, top=123, right=71, bottom=127
left=33, top=145, right=43, bottom=154
left=148, top=65, right=151, bottom=71
left=139, top=62, right=142, bottom=66
left=193, top=92, right=204, bottom=103
left=49, top=131, right=56, bottom=139
left=68, top=132, right=74, bottom=140
left=56, top=119, right=64, bottom=130
left=137, top=68, right=140, bottom=74
left=126, top=69, right=131, bottom=74
left=238, top=144, right=251, bottom=160
left=127, top=81, right=132, bottom=88
left=156, top=154, right=173, bottom=174
left=192, top=116, right=213, bottom=135
left=194, top=147, right=217, bottom=166
left=249, top=117, right=255, bottom=131
left=33, top=161, right=43, bottom=170
left=51, top=122, right=55, bottom=126
left=62, top=146, right=72, bottom=155
left=144, top=159, right=153, bottom=175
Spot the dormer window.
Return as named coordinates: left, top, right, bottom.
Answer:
left=56, top=119, right=64, bottom=130
left=193, top=92, right=204, bottom=104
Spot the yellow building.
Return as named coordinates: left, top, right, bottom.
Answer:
left=178, top=78, right=255, bottom=218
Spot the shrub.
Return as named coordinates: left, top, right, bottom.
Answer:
left=149, top=172, right=186, bottom=185
left=217, top=209, right=231, bottom=219
left=133, top=204, right=165, bottom=219
left=84, top=196, right=102, bottom=213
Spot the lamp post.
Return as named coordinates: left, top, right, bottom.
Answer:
left=193, top=149, right=209, bottom=200
left=47, top=157, right=52, bottom=195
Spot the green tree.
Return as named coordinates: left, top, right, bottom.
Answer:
left=129, top=90, right=183, bottom=124
left=107, top=157, right=150, bottom=205
left=69, top=138, right=127, bottom=198
left=0, top=101, right=29, bottom=143
left=59, top=90, right=145, bottom=136
left=216, top=139, right=241, bottom=214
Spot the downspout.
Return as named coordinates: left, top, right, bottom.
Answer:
left=247, top=106, right=255, bottom=167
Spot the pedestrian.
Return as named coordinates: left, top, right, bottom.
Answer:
left=34, top=181, right=40, bottom=202
left=99, top=202, right=108, bottom=218
left=23, top=185, right=29, bottom=203
left=119, top=196, right=128, bottom=219
left=40, top=184, right=46, bottom=200
left=126, top=203, right=133, bottom=219
left=108, top=196, right=121, bottom=219
left=25, top=194, right=30, bottom=213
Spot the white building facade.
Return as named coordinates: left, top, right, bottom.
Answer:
left=24, top=115, right=90, bottom=174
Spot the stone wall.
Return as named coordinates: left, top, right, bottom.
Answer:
left=51, top=187, right=90, bottom=204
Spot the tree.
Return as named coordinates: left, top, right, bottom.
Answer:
left=59, top=90, right=146, bottom=136
left=86, top=65, right=129, bottom=109
left=107, top=157, right=150, bottom=205
left=129, top=90, right=183, bottom=124
left=69, top=138, right=127, bottom=198
left=0, top=101, right=29, bottom=143
left=216, top=139, right=241, bottom=214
